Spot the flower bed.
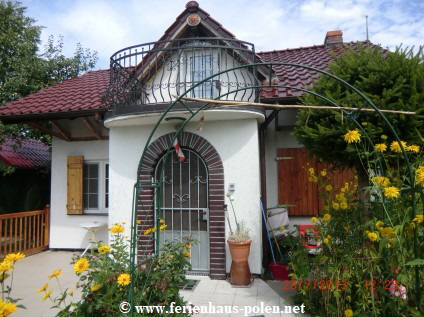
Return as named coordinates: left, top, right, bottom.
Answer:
left=288, top=130, right=424, bottom=316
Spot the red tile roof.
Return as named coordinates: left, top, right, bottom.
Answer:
left=257, top=41, right=378, bottom=99
left=0, top=70, right=109, bottom=119
left=0, top=137, right=51, bottom=169
left=0, top=41, right=381, bottom=119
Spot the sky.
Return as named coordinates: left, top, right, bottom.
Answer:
left=20, top=0, right=424, bottom=69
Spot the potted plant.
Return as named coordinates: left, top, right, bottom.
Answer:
left=228, top=221, right=252, bottom=261
left=226, top=197, right=252, bottom=286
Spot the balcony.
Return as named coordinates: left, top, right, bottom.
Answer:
left=102, top=37, right=265, bottom=119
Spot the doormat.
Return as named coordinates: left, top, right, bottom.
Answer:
left=178, top=279, right=199, bottom=291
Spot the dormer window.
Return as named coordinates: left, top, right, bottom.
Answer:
left=181, top=41, right=219, bottom=99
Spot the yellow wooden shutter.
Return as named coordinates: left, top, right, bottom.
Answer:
left=67, top=156, right=83, bottom=215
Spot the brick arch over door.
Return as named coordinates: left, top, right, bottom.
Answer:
left=137, top=131, right=226, bottom=279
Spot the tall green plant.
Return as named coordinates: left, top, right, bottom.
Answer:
left=293, top=45, right=424, bottom=170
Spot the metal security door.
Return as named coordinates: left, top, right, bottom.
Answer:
left=155, top=149, right=209, bottom=272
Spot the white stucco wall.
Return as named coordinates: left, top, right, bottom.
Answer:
left=50, top=138, right=109, bottom=249
left=108, top=118, right=262, bottom=274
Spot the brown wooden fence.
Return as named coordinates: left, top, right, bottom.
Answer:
left=0, top=206, right=50, bottom=258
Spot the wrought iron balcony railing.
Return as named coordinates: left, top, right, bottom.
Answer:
left=102, top=38, right=261, bottom=115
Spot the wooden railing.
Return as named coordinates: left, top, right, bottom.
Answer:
left=0, top=206, right=50, bottom=258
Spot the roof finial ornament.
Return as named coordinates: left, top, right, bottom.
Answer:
left=186, top=1, right=199, bottom=12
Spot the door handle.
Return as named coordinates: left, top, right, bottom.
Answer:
left=202, top=209, right=209, bottom=221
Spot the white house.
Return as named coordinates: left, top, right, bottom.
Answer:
left=0, top=1, right=369, bottom=279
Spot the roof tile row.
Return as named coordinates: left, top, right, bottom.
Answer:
left=0, top=69, right=110, bottom=117
left=0, top=137, right=51, bottom=169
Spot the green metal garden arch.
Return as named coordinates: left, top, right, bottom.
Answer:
left=127, top=62, right=422, bottom=316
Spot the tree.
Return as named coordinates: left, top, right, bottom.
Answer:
left=0, top=0, right=98, bottom=141
left=292, top=45, right=424, bottom=172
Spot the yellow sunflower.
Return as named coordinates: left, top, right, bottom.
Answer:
left=323, top=213, right=331, bottom=221
left=340, top=202, right=348, bottom=210
left=109, top=224, right=125, bottom=235
left=0, top=299, right=17, bottom=316
left=91, top=284, right=101, bottom=292
left=375, top=221, right=384, bottom=231
left=117, top=273, right=131, bottom=286
left=367, top=232, right=379, bottom=242
left=0, top=261, right=13, bottom=273
left=74, top=258, right=89, bottom=275
left=37, top=283, right=49, bottom=294
left=381, top=227, right=396, bottom=238
left=384, top=186, right=400, bottom=199
left=98, top=245, right=111, bottom=255
left=4, top=253, right=25, bottom=263
left=344, top=309, right=353, bottom=317
left=412, top=215, right=423, bottom=224
left=42, top=289, right=53, bottom=301
left=374, top=143, right=387, bottom=153
left=415, top=166, right=424, bottom=186
left=390, top=141, right=407, bottom=153
left=407, top=145, right=420, bottom=153
left=344, top=130, right=361, bottom=144
left=48, top=269, right=62, bottom=279
left=371, top=176, right=390, bottom=188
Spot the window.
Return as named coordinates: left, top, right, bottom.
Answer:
left=190, top=55, right=215, bottom=98
left=180, top=41, right=219, bottom=99
left=83, top=161, right=109, bottom=214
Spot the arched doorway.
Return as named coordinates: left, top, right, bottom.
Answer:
left=154, top=149, right=209, bottom=272
left=137, top=131, right=226, bottom=279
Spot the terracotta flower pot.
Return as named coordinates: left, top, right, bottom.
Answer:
left=227, top=240, right=252, bottom=286
left=227, top=240, right=252, bottom=262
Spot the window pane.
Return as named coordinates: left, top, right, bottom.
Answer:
left=89, top=179, right=98, bottom=193
left=89, top=194, right=98, bottom=209
left=190, top=54, right=214, bottom=98
left=83, top=163, right=99, bottom=209
left=89, top=164, right=99, bottom=178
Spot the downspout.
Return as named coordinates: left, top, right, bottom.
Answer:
left=259, top=109, right=279, bottom=272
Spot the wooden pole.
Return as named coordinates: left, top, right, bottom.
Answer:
left=176, top=96, right=416, bottom=115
